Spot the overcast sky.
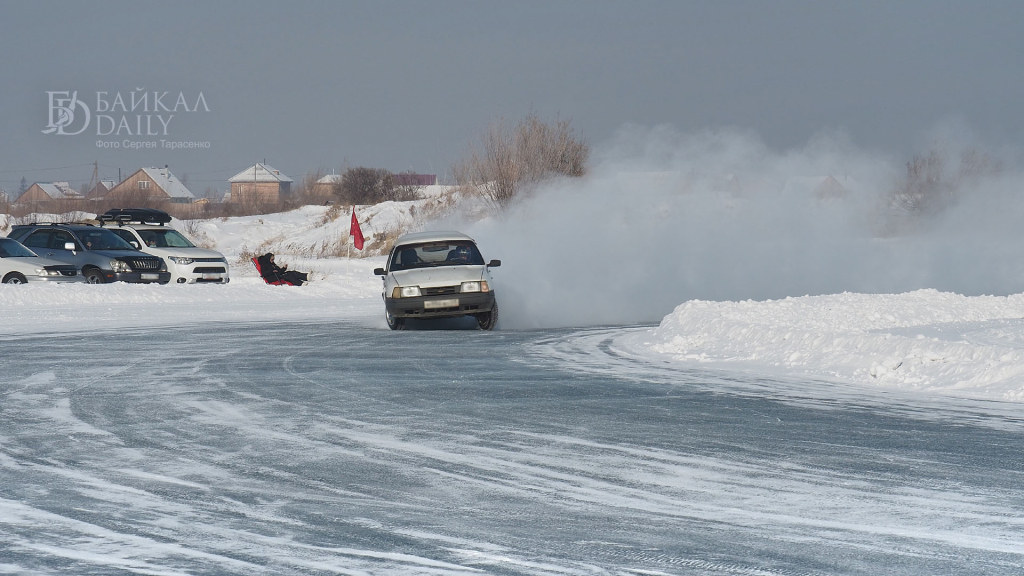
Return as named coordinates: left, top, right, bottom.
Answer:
left=1, top=0, right=1022, bottom=193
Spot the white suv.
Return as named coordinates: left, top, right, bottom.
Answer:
left=99, top=209, right=230, bottom=284
left=374, top=231, right=500, bottom=330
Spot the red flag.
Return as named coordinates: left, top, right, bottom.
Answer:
left=350, top=208, right=364, bottom=250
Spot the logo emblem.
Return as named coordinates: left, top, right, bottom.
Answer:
left=42, top=91, right=91, bottom=135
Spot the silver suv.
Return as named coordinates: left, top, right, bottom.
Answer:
left=8, top=223, right=170, bottom=284
left=99, top=209, right=229, bottom=284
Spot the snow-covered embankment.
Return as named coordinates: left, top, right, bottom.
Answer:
left=636, top=289, right=1024, bottom=402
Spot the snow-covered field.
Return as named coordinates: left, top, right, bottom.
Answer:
left=4, top=202, right=1024, bottom=404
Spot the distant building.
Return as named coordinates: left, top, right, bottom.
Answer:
left=781, top=175, right=855, bottom=200
left=106, top=167, right=195, bottom=204
left=86, top=179, right=118, bottom=201
left=813, top=175, right=850, bottom=199
left=16, top=182, right=83, bottom=205
left=228, top=163, right=293, bottom=203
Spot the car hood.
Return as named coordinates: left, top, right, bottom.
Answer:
left=390, top=265, right=485, bottom=288
left=90, top=249, right=156, bottom=260
left=142, top=247, right=225, bottom=259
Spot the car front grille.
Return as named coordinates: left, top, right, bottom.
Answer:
left=421, top=285, right=459, bottom=296
left=127, top=258, right=162, bottom=271
left=193, top=266, right=226, bottom=273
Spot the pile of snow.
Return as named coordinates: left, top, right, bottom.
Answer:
left=630, top=289, right=1024, bottom=402
left=0, top=258, right=385, bottom=336
left=178, top=190, right=456, bottom=263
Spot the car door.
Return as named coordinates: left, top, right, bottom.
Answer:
left=47, top=229, right=82, bottom=265
left=21, top=229, right=60, bottom=259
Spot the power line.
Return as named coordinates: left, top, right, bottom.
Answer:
left=0, top=163, right=96, bottom=174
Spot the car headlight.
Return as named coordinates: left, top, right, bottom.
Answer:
left=110, top=259, right=131, bottom=273
left=392, top=286, right=421, bottom=298
left=35, top=268, right=61, bottom=276
left=168, top=256, right=194, bottom=265
left=460, top=280, right=489, bottom=293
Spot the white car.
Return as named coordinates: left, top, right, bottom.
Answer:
left=100, top=209, right=229, bottom=284
left=0, top=238, right=82, bottom=284
left=374, top=231, right=501, bottom=330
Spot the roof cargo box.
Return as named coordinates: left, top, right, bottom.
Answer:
left=99, top=208, right=172, bottom=226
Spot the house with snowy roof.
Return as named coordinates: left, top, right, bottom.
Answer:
left=16, top=181, right=83, bottom=205
left=228, top=163, right=293, bottom=203
left=781, top=175, right=857, bottom=200
left=105, top=167, right=195, bottom=204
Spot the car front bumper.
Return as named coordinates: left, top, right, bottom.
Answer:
left=167, top=262, right=230, bottom=284
left=104, top=271, right=172, bottom=284
left=385, top=291, right=495, bottom=319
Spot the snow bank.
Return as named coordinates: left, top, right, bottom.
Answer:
left=0, top=257, right=385, bottom=336
left=632, top=289, right=1024, bottom=402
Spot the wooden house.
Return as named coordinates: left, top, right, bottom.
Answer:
left=16, top=182, right=82, bottom=205
left=228, top=163, right=293, bottom=203
left=105, top=167, right=195, bottom=204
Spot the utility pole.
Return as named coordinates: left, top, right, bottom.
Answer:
left=87, top=161, right=98, bottom=197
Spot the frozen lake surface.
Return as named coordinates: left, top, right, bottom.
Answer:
left=2, top=320, right=1023, bottom=575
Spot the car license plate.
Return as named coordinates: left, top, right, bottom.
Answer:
left=202, top=273, right=220, bottom=280
left=141, top=273, right=159, bottom=280
left=424, top=298, right=458, bottom=309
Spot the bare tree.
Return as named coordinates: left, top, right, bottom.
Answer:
left=452, top=113, right=590, bottom=210
left=391, top=170, right=425, bottom=202
left=335, top=167, right=395, bottom=205
left=291, top=168, right=328, bottom=205
left=891, top=147, right=1002, bottom=215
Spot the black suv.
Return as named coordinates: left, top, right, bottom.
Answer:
left=8, top=223, right=171, bottom=284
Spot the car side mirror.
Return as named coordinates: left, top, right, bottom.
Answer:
left=487, top=259, right=501, bottom=268
left=63, top=242, right=77, bottom=252
left=130, top=241, right=140, bottom=249
left=373, top=268, right=386, bottom=276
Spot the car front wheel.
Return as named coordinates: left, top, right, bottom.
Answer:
left=84, top=269, right=105, bottom=284
left=386, top=310, right=405, bottom=330
left=2, top=272, right=27, bottom=285
left=476, top=300, right=498, bottom=331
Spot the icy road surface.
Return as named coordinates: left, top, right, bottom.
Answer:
left=1, top=321, right=1023, bottom=575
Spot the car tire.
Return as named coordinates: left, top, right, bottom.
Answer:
left=2, top=272, right=27, bottom=285
left=476, top=300, right=498, bottom=331
left=386, top=310, right=405, bottom=330
left=84, top=269, right=105, bottom=284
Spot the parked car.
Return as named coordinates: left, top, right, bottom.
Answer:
left=374, top=231, right=500, bottom=330
left=98, top=208, right=229, bottom=284
left=0, top=237, right=81, bottom=284
left=7, top=222, right=170, bottom=284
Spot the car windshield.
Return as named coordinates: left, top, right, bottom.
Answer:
left=138, top=229, right=195, bottom=248
left=389, top=241, right=485, bottom=271
left=78, top=229, right=135, bottom=251
left=0, top=238, right=37, bottom=258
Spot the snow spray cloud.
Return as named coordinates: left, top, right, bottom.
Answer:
left=457, top=125, right=1024, bottom=329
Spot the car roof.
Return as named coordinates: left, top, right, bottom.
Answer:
left=12, top=223, right=101, bottom=231
left=394, top=230, right=475, bottom=246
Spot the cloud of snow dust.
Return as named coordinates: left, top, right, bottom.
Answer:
left=452, top=124, right=1024, bottom=329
